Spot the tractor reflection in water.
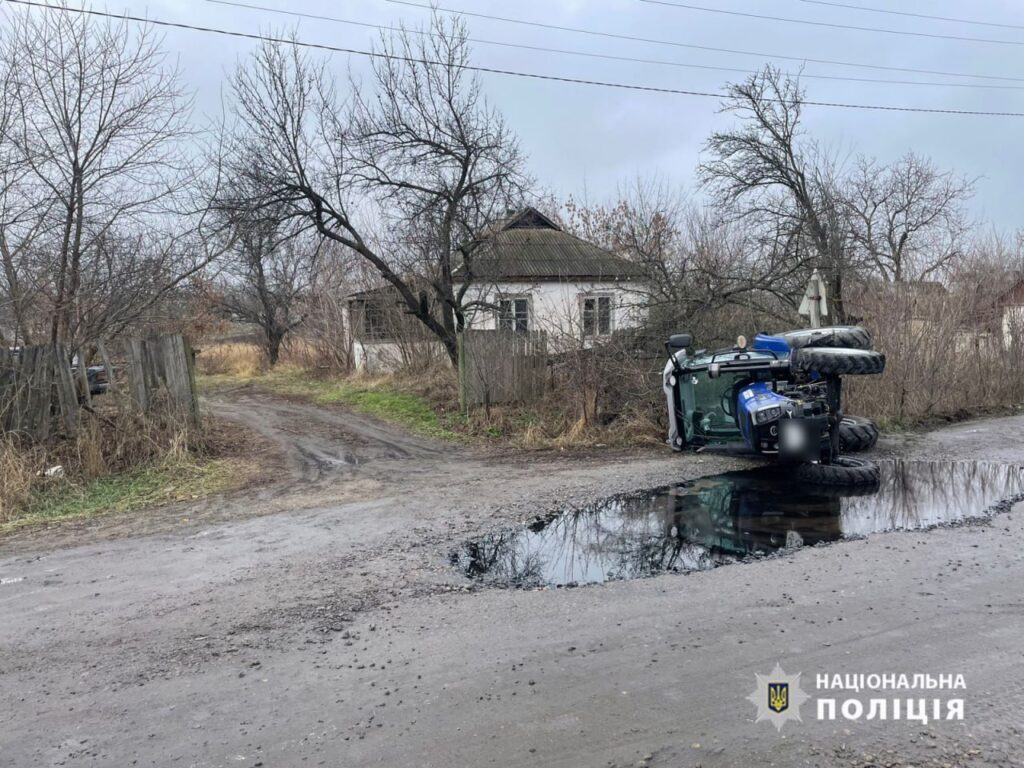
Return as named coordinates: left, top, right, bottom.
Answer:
left=453, top=461, right=1024, bottom=588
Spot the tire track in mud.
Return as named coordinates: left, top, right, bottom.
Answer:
left=206, top=392, right=460, bottom=488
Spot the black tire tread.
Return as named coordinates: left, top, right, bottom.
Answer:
left=790, top=478, right=881, bottom=499
left=780, top=325, right=872, bottom=351
left=792, top=347, right=886, bottom=376
left=838, top=416, right=879, bottom=453
left=795, top=456, right=881, bottom=486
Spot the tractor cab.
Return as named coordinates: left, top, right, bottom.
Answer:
left=664, top=335, right=793, bottom=450
left=663, top=327, right=886, bottom=485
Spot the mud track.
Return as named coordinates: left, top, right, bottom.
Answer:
left=209, top=392, right=466, bottom=485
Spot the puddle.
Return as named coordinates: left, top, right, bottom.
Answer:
left=452, top=461, right=1024, bottom=588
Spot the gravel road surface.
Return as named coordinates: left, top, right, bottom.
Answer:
left=2, top=399, right=1023, bottom=768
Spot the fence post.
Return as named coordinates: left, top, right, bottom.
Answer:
left=54, top=344, right=79, bottom=435
left=127, top=338, right=150, bottom=411
left=161, top=334, right=199, bottom=420
left=12, top=345, right=36, bottom=436
left=96, top=340, right=119, bottom=395
left=0, top=347, right=16, bottom=433
left=457, top=332, right=468, bottom=415
left=32, top=346, right=54, bottom=441
left=73, top=346, right=91, bottom=411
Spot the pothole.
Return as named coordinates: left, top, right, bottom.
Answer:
left=452, top=460, right=1024, bottom=588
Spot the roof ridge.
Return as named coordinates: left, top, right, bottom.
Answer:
left=500, top=206, right=561, bottom=232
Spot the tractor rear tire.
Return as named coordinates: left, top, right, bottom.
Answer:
left=792, top=347, right=886, bottom=376
left=838, top=415, right=880, bottom=453
left=795, top=456, right=881, bottom=486
left=780, top=325, right=872, bottom=351
left=790, top=477, right=882, bottom=498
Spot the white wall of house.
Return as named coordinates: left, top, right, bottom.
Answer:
left=465, top=280, right=647, bottom=348
left=347, top=278, right=649, bottom=372
left=351, top=339, right=448, bottom=373
left=1004, top=304, right=1024, bottom=348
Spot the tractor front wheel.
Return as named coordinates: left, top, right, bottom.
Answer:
left=795, top=456, right=881, bottom=486
left=780, top=325, right=872, bottom=351
left=838, top=416, right=880, bottom=452
left=792, top=347, right=886, bottom=376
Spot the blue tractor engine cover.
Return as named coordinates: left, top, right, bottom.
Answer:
left=736, top=381, right=791, bottom=452
left=751, top=333, right=791, bottom=355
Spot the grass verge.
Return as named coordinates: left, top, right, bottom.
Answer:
left=1, top=456, right=257, bottom=534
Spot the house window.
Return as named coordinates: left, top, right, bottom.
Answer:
left=360, top=300, right=388, bottom=341
left=582, top=295, right=613, bottom=337
left=498, top=297, right=530, bottom=333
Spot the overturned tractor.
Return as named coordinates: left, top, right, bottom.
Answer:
left=663, top=326, right=884, bottom=485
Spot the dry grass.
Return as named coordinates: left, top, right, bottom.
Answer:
left=198, top=341, right=265, bottom=377
left=2, top=456, right=253, bottom=533
left=844, top=287, right=1024, bottom=426
left=0, top=397, right=257, bottom=529
left=452, top=399, right=663, bottom=450
left=0, top=434, right=36, bottom=521
left=196, top=339, right=336, bottom=377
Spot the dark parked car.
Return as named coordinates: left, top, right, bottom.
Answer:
left=70, top=363, right=110, bottom=397
left=85, top=365, right=109, bottom=395
left=9, top=348, right=110, bottom=398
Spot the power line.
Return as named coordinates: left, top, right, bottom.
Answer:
left=5, top=0, right=1024, bottom=117
left=388, top=0, right=1024, bottom=84
left=206, top=0, right=1024, bottom=91
left=798, top=0, right=1024, bottom=32
left=640, top=0, right=1024, bottom=47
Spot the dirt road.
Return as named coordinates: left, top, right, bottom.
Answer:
left=1, top=398, right=1023, bottom=767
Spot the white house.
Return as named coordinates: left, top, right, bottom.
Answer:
left=347, top=207, right=650, bottom=372
left=1001, top=278, right=1024, bottom=349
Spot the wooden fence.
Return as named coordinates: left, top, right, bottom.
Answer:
left=0, top=334, right=198, bottom=442
left=125, top=335, right=199, bottom=418
left=458, top=330, right=548, bottom=409
left=0, top=343, right=80, bottom=441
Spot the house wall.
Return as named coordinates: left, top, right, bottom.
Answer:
left=351, top=339, right=449, bottom=373
left=464, top=280, right=647, bottom=349
left=347, top=279, right=649, bottom=372
left=1004, top=305, right=1024, bottom=348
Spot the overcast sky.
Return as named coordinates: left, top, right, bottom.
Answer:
left=56, top=0, right=1024, bottom=230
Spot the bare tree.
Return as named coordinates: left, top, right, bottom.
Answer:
left=0, top=29, right=50, bottom=345
left=218, top=14, right=530, bottom=365
left=563, top=177, right=811, bottom=346
left=0, top=6, right=216, bottom=349
left=846, top=153, right=974, bottom=282
left=298, top=247, right=358, bottom=372
left=564, top=178, right=692, bottom=305
left=216, top=214, right=322, bottom=365
left=700, top=66, right=855, bottom=321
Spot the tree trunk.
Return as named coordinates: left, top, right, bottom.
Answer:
left=266, top=328, right=283, bottom=366
left=442, top=331, right=458, bottom=367
left=828, top=269, right=847, bottom=324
